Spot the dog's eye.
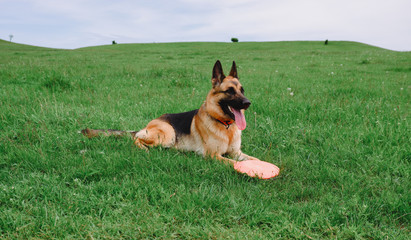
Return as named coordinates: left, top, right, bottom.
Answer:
left=240, top=87, right=244, bottom=94
left=226, top=87, right=236, bottom=95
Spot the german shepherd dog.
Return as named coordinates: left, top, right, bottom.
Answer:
left=82, top=60, right=260, bottom=165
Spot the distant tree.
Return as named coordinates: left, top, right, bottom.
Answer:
left=112, top=40, right=117, bottom=45
left=324, top=39, right=328, bottom=45
left=9, top=34, right=13, bottom=42
left=231, top=38, right=239, bottom=43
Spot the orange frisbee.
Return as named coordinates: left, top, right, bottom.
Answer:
left=234, top=160, right=280, bottom=179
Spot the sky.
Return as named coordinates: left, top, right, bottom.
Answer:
left=1, top=0, right=410, bottom=51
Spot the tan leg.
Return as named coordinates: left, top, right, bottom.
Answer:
left=233, top=151, right=260, bottom=161
left=210, top=153, right=237, bottom=166
left=134, top=137, right=149, bottom=151
left=133, top=119, right=176, bottom=149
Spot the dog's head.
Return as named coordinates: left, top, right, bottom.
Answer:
left=208, top=60, right=250, bottom=130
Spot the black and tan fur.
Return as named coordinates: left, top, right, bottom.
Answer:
left=82, top=60, right=260, bottom=165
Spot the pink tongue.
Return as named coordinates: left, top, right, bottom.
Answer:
left=232, top=108, right=246, bottom=130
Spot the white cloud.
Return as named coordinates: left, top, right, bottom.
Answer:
left=1, top=0, right=410, bottom=50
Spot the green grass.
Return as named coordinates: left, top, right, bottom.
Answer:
left=0, top=39, right=410, bottom=239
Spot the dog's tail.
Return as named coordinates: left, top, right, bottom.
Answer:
left=80, top=128, right=137, bottom=138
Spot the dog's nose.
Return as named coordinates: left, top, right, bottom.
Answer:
left=242, top=98, right=251, bottom=110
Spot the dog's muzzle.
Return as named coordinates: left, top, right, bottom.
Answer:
left=242, top=98, right=251, bottom=110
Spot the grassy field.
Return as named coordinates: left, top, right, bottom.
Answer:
left=0, top=39, right=410, bottom=239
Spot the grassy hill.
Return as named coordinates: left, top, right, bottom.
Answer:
left=0, top=40, right=410, bottom=239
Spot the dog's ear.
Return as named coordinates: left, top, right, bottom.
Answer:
left=229, top=61, right=238, bottom=79
left=212, top=60, right=226, bottom=87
